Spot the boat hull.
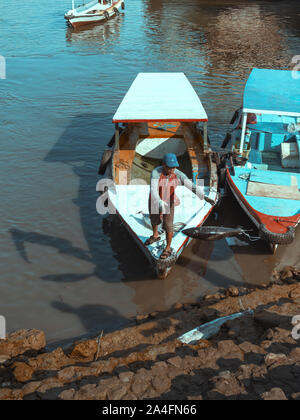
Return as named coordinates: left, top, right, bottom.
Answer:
left=65, top=1, right=123, bottom=28
left=98, top=121, right=218, bottom=279
left=226, top=169, right=300, bottom=247
left=109, top=195, right=215, bottom=279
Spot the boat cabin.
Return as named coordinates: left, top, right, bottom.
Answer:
left=234, top=69, right=300, bottom=173
left=225, top=69, right=300, bottom=248
left=111, top=73, right=212, bottom=187
left=104, top=73, right=218, bottom=278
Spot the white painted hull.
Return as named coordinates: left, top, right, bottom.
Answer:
left=106, top=185, right=218, bottom=279
left=65, top=0, right=124, bottom=28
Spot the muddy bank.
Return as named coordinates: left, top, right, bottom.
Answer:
left=0, top=266, right=300, bottom=400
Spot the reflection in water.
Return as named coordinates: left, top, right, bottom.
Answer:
left=143, top=0, right=291, bottom=76
left=101, top=215, right=199, bottom=314
left=204, top=4, right=290, bottom=78
left=1, top=0, right=300, bottom=343
left=66, top=14, right=123, bottom=50
left=44, top=114, right=119, bottom=284
left=142, top=0, right=299, bottom=138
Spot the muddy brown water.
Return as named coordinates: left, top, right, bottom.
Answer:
left=0, top=0, right=299, bottom=347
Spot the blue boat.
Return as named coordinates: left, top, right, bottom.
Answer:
left=222, top=68, right=300, bottom=253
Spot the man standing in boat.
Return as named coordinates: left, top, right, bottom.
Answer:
left=145, top=153, right=215, bottom=260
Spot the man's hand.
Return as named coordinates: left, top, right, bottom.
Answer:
left=159, top=200, right=169, bottom=213
left=204, top=193, right=220, bottom=206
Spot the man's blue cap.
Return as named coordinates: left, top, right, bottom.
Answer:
left=163, top=153, right=179, bottom=168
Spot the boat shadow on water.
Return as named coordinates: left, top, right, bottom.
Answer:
left=9, top=114, right=300, bottom=295
left=9, top=113, right=155, bottom=285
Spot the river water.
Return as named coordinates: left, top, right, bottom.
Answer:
left=0, top=0, right=300, bottom=346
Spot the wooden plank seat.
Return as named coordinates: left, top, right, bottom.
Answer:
left=137, top=122, right=184, bottom=139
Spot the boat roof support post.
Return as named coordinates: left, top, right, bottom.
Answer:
left=115, top=123, right=119, bottom=150
left=72, top=0, right=75, bottom=10
left=239, top=112, right=248, bottom=155
left=203, top=121, right=208, bottom=150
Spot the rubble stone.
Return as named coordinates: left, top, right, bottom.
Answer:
left=0, top=330, right=46, bottom=358
left=70, top=340, right=98, bottom=360
left=261, top=388, right=288, bottom=400
left=12, top=362, right=34, bottom=383
left=1, top=279, right=300, bottom=400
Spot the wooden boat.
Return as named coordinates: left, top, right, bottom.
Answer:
left=222, top=68, right=300, bottom=253
left=97, top=73, right=219, bottom=279
left=64, top=0, right=124, bottom=28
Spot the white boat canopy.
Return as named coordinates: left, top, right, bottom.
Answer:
left=112, top=73, right=208, bottom=123
left=243, top=68, right=300, bottom=117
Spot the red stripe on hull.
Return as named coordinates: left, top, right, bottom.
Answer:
left=112, top=118, right=208, bottom=123
left=177, top=206, right=214, bottom=253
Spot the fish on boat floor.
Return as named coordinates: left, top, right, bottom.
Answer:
left=183, top=226, right=245, bottom=241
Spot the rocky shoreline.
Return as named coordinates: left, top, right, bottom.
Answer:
left=0, top=266, right=300, bottom=400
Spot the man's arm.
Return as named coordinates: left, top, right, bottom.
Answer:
left=150, top=167, right=165, bottom=213
left=175, top=169, right=216, bottom=206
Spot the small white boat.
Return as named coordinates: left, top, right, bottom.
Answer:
left=64, top=0, right=124, bottom=29
left=97, top=73, right=219, bottom=279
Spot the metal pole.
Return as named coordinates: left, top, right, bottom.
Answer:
left=72, top=0, right=75, bottom=10
left=115, top=123, right=119, bottom=150
left=239, top=113, right=247, bottom=155
left=203, top=121, right=208, bottom=149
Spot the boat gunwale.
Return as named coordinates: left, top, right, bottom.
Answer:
left=65, top=0, right=122, bottom=21
left=226, top=168, right=300, bottom=234
left=106, top=120, right=218, bottom=277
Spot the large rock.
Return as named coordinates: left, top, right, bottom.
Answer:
left=280, top=267, right=294, bottom=281
left=261, top=388, right=288, bottom=400
left=28, top=347, right=70, bottom=371
left=36, top=378, right=64, bottom=395
left=107, top=383, right=129, bottom=400
left=264, top=353, right=287, bottom=367
left=0, top=329, right=46, bottom=358
left=226, top=287, right=240, bottom=297
left=254, top=311, right=283, bottom=329
left=70, top=339, right=98, bottom=360
left=210, top=372, right=245, bottom=397
left=22, top=381, right=42, bottom=396
left=217, top=340, right=244, bottom=361
left=118, top=371, right=134, bottom=384
left=12, top=362, right=34, bottom=383
left=59, top=389, right=76, bottom=400
left=57, top=365, right=98, bottom=383
left=0, top=388, right=23, bottom=400
left=289, top=286, right=300, bottom=300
